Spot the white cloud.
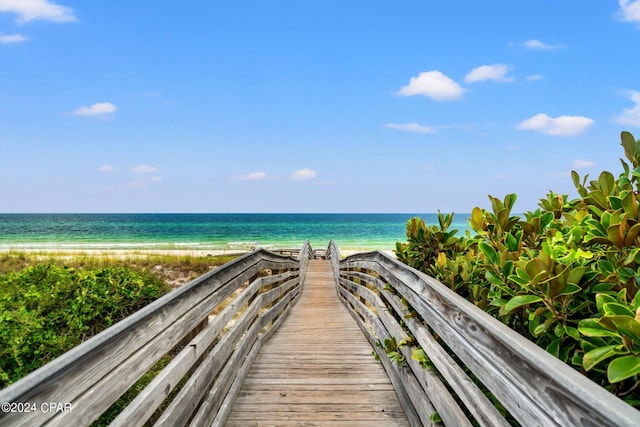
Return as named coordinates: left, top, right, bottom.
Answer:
left=618, top=0, right=640, bottom=24
left=526, top=74, right=544, bottom=81
left=385, top=123, right=437, bottom=134
left=516, top=113, right=595, bottom=136
left=234, top=171, right=270, bottom=181
left=465, top=64, right=513, bottom=83
left=397, top=71, right=465, bottom=101
left=131, top=164, right=159, bottom=174
left=0, top=0, right=76, bottom=23
left=292, top=169, right=317, bottom=181
left=521, top=39, right=564, bottom=50
left=572, top=159, right=595, bottom=169
left=73, top=102, right=117, bottom=116
left=0, top=33, right=27, bottom=43
left=97, top=165, right=115, bottom=173
left=613, top=90, right=640, bottom=127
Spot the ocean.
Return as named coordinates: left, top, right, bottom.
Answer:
left=0, top=213, right=473, bottom=252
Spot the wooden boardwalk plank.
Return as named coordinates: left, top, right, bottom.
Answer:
left=225, top=260, right=409, bottom=426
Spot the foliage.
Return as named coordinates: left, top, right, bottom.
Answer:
left=396, top=212, right=463, bottom=274
left=396, top=131, right=640, bottom=405
left=0, top=251, right=236, bottom=283
left=379, top=336, right=407, bottom=367
left=0, top=264, right=171, bottom=388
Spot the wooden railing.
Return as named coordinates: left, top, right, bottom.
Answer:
left=5, top=239, right=639, bottom=426
left=326, top=240, right=640, bottom=427
left=0, top=242, right=313, bottom=427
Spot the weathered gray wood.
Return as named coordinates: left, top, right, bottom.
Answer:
left=333, top=246, right=640, bottom=427
left=154, top=293, right=262, bottom=426
left=209, top=270, right=303, bottom=426
left=225, top=259, right=411, bottom=426
left=0, top=245, right=309, bottom=427
left=196, top=285, right=300, bottom=426
left=259, top=284, right=301, bottom=340
left=157, top=260, right=303, bottom=426
left=261, top=276, right=300, bottom=306
left=110, top=271, right=293, bottom=426
left=211, top=335, right=263, bottom=427
left=341, top=269, right=507, bottom=427
left=343, top=256, right=565, bottom=426
left=190, top=316, right=264, bottom=426
left=339, top=274, right=476, bottom=427
left=333, top=272, right=423, bottom=426
left=340, top=255, right=505, bottom=427
left=336, top=288, right=426, bottom=427
left=337, top=282, right=438, bottom=426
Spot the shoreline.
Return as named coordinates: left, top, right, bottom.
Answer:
left=0, top=246, right=395, bottom=259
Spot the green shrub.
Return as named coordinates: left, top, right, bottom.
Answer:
left=396, top=131, right=640, bottom=406
left=0, top=264, right=170, bottom=388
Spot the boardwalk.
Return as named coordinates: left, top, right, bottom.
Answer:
left=3, top=246, right=639, bottom=427
left=225, top=259, right=410, bottom=426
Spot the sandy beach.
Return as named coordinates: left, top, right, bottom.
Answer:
left=0, top=247, right=393, bottom=259
left=0, top=247, right=248, bottom=258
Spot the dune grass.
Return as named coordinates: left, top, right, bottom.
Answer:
left=0, top=251, right=240, bottom=286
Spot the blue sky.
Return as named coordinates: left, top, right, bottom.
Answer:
left=1, top=1, right=639, bottom=213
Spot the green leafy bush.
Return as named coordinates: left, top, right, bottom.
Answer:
left=396, top=131, right=640, bottom=406
left=0, top=264, right=170, bottom=387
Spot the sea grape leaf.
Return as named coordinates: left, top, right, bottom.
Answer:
left=608, top=355, right=640, bottom=383
left=602, top=303, right=635, bottom=317
left=578, top=319, right=620, bottom=338
left=503, top=295, right=543, bottom=314
left=598, top=171, right=615, bottom=196
left=583, top=344, right=625, bottom=371
left=558, top=283, right=582, bottom=297
left=479, top=242, right=498, bottom=265
left=596, top=293, right=617, bottom=314
left=599, top=315, right=640, bottom=342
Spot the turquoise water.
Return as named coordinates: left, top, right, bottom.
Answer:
left=0, top=213, right=472, bottom=252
